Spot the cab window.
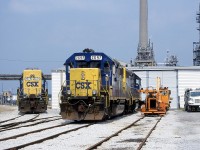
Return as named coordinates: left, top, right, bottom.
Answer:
left=104, top=62, right=110, bottom=73
left=77, top=61, right=89, bottom=68
left=90, top=61, right=101, bottom=68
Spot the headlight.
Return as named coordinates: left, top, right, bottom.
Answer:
left=67, top=90, right=71, bottom=96
left=188, top=98, right=194, bottom=104
left=92, top=90, right=97, bottom=96
left=23, top=94, right=27, bottom=98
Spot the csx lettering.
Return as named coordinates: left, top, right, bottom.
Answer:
left=26, top=82, right=39, bottom=87
left=76, top=82, right=91, bottom=89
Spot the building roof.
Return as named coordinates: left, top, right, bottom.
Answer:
left=127, top=66, right=200, bottom=71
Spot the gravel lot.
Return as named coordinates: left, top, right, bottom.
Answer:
left=0, top=105, right=200, bottom=150
left=0, top=105, right=17, bottom=113
left=143, top=110, right=200, bottom=150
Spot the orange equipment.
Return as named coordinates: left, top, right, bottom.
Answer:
left=139, top=77, right=171, bottom=116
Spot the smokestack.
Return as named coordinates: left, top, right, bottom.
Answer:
left=139, top=0, right=148, bottom=49
left=134, top=0, right=156, bottom=66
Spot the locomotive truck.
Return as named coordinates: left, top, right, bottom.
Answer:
left=60, top=49, right=141, bottom=121
left=17, top=69, right=48, bottom=113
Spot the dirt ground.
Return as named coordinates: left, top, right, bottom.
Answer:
left=0, top=105, right=17, bottom=113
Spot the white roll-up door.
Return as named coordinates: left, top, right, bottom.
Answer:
left=52, top=70, right=66, bottom=109
left=178, top=70, right=200, bottom=108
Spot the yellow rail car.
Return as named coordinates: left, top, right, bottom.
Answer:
left=17, top=69, right=48, bottom=113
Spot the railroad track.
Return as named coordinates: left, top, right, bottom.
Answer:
left=3, top=123, right=93, bottom=150
left=0, top=121, right=72, bottom=142
left=0, top=113, right=162, bottom=150
left=136, top=117, right=162, bottom=150
left=0, top=114, right=24, bottom=124
left=0, top=116, right=62, bottom=132
left=86, top=116, right=162, bottom=150
left=0, top=114, right=40, bottom=129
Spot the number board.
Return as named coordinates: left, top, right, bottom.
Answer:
left=75, top=56, right=85, bottom=60
left=91, top=55, right=102, bottom=60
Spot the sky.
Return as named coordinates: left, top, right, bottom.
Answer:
left=0, top=0, right=199, bottom=93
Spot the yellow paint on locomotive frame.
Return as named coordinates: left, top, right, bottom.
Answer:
left=122, top=67, right=127, bottom=90
left=23, top=69, right=42, bottom=95
left=70, top=68, right=101, bottom=97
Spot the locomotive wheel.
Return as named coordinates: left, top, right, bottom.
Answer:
left=103, top=108, right=111, bottom=120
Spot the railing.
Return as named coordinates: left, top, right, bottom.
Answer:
left=58, top=80, right=66, bottom=103
left=0, top=74, right=51, bottom=80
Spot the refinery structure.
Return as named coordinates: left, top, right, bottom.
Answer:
left=134, top=0, right=156, bottom=67
left=193, top=4, right=200, bottom=66
left=134, top=0, right=178, bottom=67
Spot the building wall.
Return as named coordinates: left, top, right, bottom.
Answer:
left=178, top=70, right=200, bottom=108
left=51, top=70, right=65, bottom=109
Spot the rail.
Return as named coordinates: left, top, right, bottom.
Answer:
left=86, top=116, right=144, bottom=150
left=5, top=123, right=93, bottom=150
left=86, top=116, right=162, bottom=150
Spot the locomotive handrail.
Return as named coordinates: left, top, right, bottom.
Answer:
left=58, top=80, right=67, bottom=103
left=17, top=88, right=23, bottom=97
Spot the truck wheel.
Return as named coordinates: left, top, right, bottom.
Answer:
left=184, top=105, right=188, bottom=111
left=187, top=106, right=190, bottom=112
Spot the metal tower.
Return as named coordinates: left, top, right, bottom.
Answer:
left=134, top=0, right=156, bottom=67
left=165, top=51, right=178, bottom=66
left=193, top=4, right=200, bottom=66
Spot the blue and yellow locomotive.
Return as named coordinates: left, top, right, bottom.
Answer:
left=60, top=49, right=141, bottom=120
left=17, top=69, right=48, bottom=113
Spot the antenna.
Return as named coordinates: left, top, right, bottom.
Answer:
left=2, top=83, right=3, bottom=92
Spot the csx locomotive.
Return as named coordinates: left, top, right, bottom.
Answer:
left=60, top=49, right=141, bottom=120
left=17, top=69, right=48, bottom=113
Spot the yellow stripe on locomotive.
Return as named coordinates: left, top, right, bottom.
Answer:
left=23, top=70, right=42, bottom=96
left=69, top=68, right=101, bottom=97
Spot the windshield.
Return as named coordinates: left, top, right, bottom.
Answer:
left=76, top=61, right=101, bottom=68
left=190, top=91, right=200, bottom=97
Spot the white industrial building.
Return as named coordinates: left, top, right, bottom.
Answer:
left=51, top=69, right=66, bottom=109
left=51, top=66, right=200, bottom=109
